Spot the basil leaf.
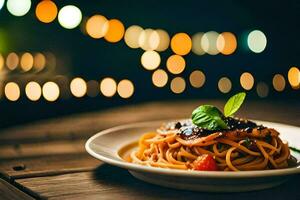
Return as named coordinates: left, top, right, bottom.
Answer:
left=192, top=105, right=228, bottom=130
left=224, top=92, right=246, bottom=117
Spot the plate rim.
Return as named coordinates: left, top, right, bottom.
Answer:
left=85, top=119, right=300, bottom=179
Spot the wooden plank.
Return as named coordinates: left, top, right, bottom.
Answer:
left=0, top=153, right=100, bottom=179
left=0, top=179, right=34, bottom=200
left=15, top=165, right=300, bottom=200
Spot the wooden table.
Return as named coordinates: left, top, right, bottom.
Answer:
left=1, top=100, right=300, bottom=200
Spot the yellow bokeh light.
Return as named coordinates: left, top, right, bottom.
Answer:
left=240, top=72, right=254, bottom=90
left=100, top=77, right=117, bottom=97
left=201, top=31, right=220, bottom=55
left=139, top=29, right=159, bottom=50
left=42, top=81, right=60, bottom=101
left=152, top=69, right=168, bottom=87
left=170, top=77, right=186, bottom=94
left=218, top=77, right=232, bottom=93
left=216, top=32, right=237, bottom=55
left=34, top=53, right=46, bottom=71
left=4, top=82, right=20, bottom=101
left=70, top=77, right=87, bottom=98
left=189, top=70, right=206, bottom=88
left=104, top=19, right=125, bottom=43
left=86, top=15, right=108, bottom=39
left=124, top=25, right=143, bottom=48
left=166, top=55, right=185, bottom=74
left=171, top=33, right=192, bottom=55
left=288, top=66, right=300, bottom=89
left=256, top=82, right=269, bottom=98
left=6, top=52, right=19, bottom=70
left=25, top=81, right=42, bottom=101
left=20, top=52, right=34, bottom=71
left=155, top=29, right=170, bottom=51
left=192, top=32, right=205, bottom=55
left=117, top=79, right=134, bottom=98
left=272, top=74, right=286, bottom=92
left=141, top=50, right=161, bottom=70
left=0, top=53, right=4, bottom=70
left=35, top=0, right=57, bottom=23
left=87, top=80, right=99, bottom=97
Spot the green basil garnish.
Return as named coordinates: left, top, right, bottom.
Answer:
left=224, top=92, right=246, bottom=117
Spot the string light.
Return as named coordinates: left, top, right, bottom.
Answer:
left=170, top=77, right=186, bottom=94
left=189, top=70, right=205, bottom=88
left=216, top=32, right=237, bottom=55
left=100, top=77, right=117, bottom=97
left=218, top=77, right=232, bottom=93
left=58, top=5, right=82, bottom=29
left=33, top=53, right=46, bottom=71
left=117, top=79, right=134, bottom=98
left=25, top=81, right=42, bottom=101
left=20, top=52, right=34, bottom=71
left=4, top=82, right=20, bottom=101
left=240, top=72, right=254, bottom=90
left=155, top=29, right=170, bottom=51
left=247, top=30, right=267, bottom=53
left=6, top=0, right=31, bottom=17
left=104, top=19, right=125, bottom=43
left=139, top=29, right=159, bottom=50
left=35, top=0, right=57, bottom=23
left=201, top=31, right=220, bottom=55
left=141, top=50, right=161, bottom=70
left=256, top=82, right=269, bottom=98
left=152, top=69, right=168, bottom=87
left=6, top=52, right=19, bottom=70
left=87, top=80, right=99, bottom=97
left=70, top=77, right=87, bottom=98
left=0, top=53, right=4, bottom=70
left=42, top=82, right=60, bottom=101
left=192, top=32, right=205, bottom=55
left=166, top=55, right=185, bottom=74
left=124, top=25, right=143, bottom=48
left=171, top=33, right=192, bottom=55
left=86, top=15, right=108, bottom=39
left=288, top=66, right=300, bottom=89
left=272, top=74, right=286, bottom=92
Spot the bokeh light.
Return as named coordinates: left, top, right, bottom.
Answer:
left=141, top=50, right=161, bottom=70
left=100, top=77, right=117, bottom=97
left=216, top=32, right=237, bottom=55
left=170, top=77, right=186, bottom=94
left=272, top=74, right=286, bottom=92
left=104, top=19, right=125, bottom=43
left=0, top=0, right=5, bottom=10
left=256, top=82, right=269, bottom=98
left=87, top=80, right=99, bottom=97
left=201, top=31, right=220, bottom=55
left=139, top=29, right=159, bottom=50
left=218, top=77, right=232, bottom=93
left=58, top=5, right=82, bottom=29
left=124, top=25, right=143, bottom=48
left=166, top=55, right=185, bottom=74
left=6, top=52, right=19, bottom=70
left=42, top=81, right=60, bottom=101
left=35, top=0, right=57, bottom=23
left=86, top=15, right=108, bottom=39
left=155, top=29, right=170, bottom=51
left=247, top=30, right=267, bottom=53
left=171, top=33, right=192, bottom=55
left=192, top=32, right=205, bottom=55
left=240, top=72, right=254, bottom=90
left=4, top=82, right=20, bottom=101
left=288, top=66, right=300, bottom=89
left=33, top=53, right=46, bottom=71
left=6, top=0, right=31, bottom=17
left=25, top=81, right=42, bottom=101
left=189, top=70, right=206, bottom=88
left=152, top=69, right=168, bottom=87
left=117, top=79, right=134, bottom=98
left=0, top=53, right=4, bottom=70
left=20, top=52, right=34, bottom=71
left=70, top=77, right=87, bottom=98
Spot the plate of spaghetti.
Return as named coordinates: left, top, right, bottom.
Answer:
left=86, top=93, right=300, bottom=192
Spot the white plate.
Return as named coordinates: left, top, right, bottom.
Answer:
left=85, top=120, right=300, bottom=192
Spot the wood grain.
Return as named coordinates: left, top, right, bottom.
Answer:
left=15, top=165, right=300, bottom=200
left=0, top=179, right=34, bottom=200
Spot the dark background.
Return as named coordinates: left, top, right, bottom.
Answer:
left=0, top=0, right=299, bottom=128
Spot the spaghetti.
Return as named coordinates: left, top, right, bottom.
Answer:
left=130, top=119, right=292, bottom=171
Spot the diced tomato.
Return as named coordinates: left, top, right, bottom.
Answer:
left=193, top=154, right=218, bottom=171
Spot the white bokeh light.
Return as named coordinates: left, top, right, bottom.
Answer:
left=247, top=30, right=267, bottom=53
left=58, top=5, right=82, bottom=29
left=6, top=0, right=31, bottom=16
left=0, top=0, right=5, bottom=10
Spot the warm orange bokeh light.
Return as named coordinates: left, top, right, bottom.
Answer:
left=35, top=0, right=58, bottom=23
left=104, top=19, right=125, bottom=43
left=170, top=33, right=192, bottom=55
left=240, top=72, right=254, bottom=90
left=86, top=15, right=108, bottom=39
left=166, top=55, right=186, bottom=74
left=217, top=32, right=237, bottom=55
left=288, top=67, right=300, bottom=89
left=272, top=74, right=286, bottom=92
